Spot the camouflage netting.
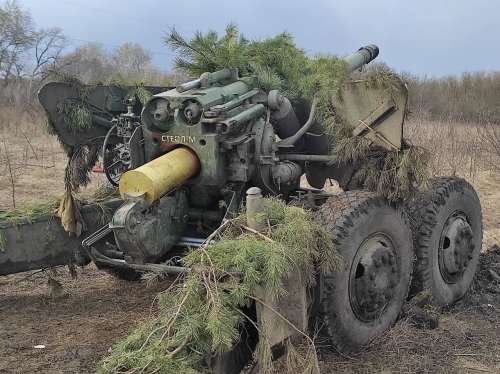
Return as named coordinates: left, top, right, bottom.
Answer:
left=167, top=24, right=430, bottom=201
left=98, top=198, right=342, bottom=374
left=324, top=67, right=431, bottom=201
left=43, top=73, right=158, bottom=234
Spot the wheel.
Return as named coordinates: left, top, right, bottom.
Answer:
left=314, top=191, right=413, bottom=353
left=102, top=125, right=131, bottom=186
left=407, top=177, right=483, bottom=306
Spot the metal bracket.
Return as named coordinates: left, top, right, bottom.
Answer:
left=352, top=98, right=399, bottom=151
left=82, top=224, right=113, bottom=250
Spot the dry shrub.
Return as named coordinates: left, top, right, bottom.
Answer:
left=407, top=72, right=500, bottom=124
left=477, top=122, right=500, bottom=173
left=405, top=117, right=500, bottom=179
left=0, top=105, right=101, bottom=210
left=0, top=105, right=49, bottom=135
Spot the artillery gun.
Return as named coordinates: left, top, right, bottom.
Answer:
left=0, top=45, right=483, bottom=364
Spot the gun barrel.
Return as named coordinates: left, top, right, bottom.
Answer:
left=119, top=147, right=200, bottom=204
left=344, top=44, right=379, bottom=73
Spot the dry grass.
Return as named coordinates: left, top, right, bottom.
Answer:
left=0, top=107, right=101, bottom=210
left=405, top=118, right=500, bottom=249
left=405, top=118, right=499, bottom=179
left=0, top=109, right=499, bottom=373
left=319, top=312, right=500, bottom=373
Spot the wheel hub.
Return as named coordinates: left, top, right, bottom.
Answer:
left=439, top=212, right=474, bottom=282
left=349, top=234, right=399, bottom=322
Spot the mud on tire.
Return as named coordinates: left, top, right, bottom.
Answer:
left=407, top=177, right=483, bottom=306
left=314, top=191, right=413, bottom=353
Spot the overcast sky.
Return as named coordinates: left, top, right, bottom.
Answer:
left=19, top=0, right=500, bottom=77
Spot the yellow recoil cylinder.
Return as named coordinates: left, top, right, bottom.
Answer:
left=119, top=147, right=200, bottom=204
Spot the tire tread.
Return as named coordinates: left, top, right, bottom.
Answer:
left=315, top=191, right=413, bottom=352
left=407, top=177, right=483, bottom=300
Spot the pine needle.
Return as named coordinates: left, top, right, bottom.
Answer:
left=164, top=24, right=430, bottom=201
left=98, top=198, right=341, bottom=374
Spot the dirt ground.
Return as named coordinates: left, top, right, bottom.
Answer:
left=0, top=268, right=169, bottom=374
left=318, top=245, right=500, bottom=373
left=0, top=119, right=499, bottom=373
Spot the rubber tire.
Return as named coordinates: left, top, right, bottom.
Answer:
left=314, top=191, right=413, bottom=353
left=407, top=177, right=483, bottom=306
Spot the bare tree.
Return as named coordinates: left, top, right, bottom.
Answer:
left=112, top=42, right=152, bottom=78
left=111, top=43, right=173, bottom=85
left=0, top=0, right=34, bottom=86
left=30, top=27, right=66, bottom=80
left=477, top=122, right=500, bottom=172
left=57, top=42, right=113, bottom=82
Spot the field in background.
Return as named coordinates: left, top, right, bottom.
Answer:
left=0, top=113, right=499, bottom=373
left=405, top=118, right=500, bottom=249
left=0, top=107, right=102, bottom=209
left=0, top=108, right=67, bottom=209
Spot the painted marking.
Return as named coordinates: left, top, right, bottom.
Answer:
left=161, top=135, right=196, bottom=143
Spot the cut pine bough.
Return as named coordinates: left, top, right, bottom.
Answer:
left=0, top=199, right=121, bottom=275
left=97, top=197, right=341, bottom=374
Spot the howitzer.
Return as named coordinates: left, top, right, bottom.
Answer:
left=0, top=44, right=483, bottom=368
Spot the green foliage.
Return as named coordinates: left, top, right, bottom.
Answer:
left=167, top=23, right=250, bottom=76
left=325, top=65, right=430, bottom=200
left=246, top=32, right=309, bottom=99
left=134, top=85, right=153, bottom=105
left=0, top=229, right=6, bottom=252
left=62, top=101, right=92, bottom=132
left=44, top=74, right=92, bottom=137
left=250, top=63, right=282, bottom=92
left=166, top=26, right=347, bottom=102
left=165, top=25, right=430, bottom=201
left=0, top=200, right=58, bottom=227
left=107, top=74, right=156, bottom=105
left=64, top=143, right=100, bottom=191
left=348, top=144, right=431, bottom=201
left=98, top=199, right=341, bottom=374
left=0, top=186, right=118, bottom=231
left=300, top=55, right=349, bottom=114
left=43, top=118, right=58, bottom=136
